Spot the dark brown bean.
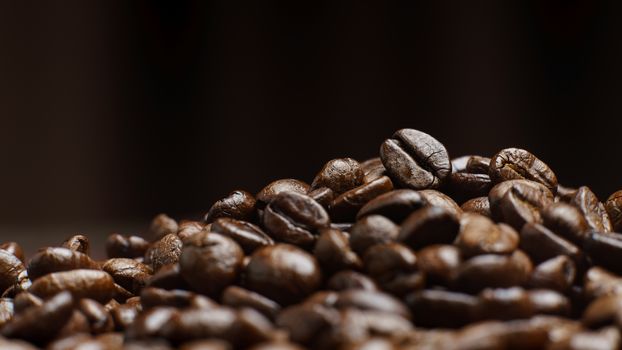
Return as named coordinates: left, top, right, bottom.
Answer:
left=314, top=228, right=361, bottom=273
left=454, top=251, right=533, bottom=293
left=398, top=206, right=460, bottom=249
left=455, top=213, right=519, bottom=257
left=13, top=292, right=42, bottom=313
left=60, top=234, right=90, bottom=255
left=406, top=289, right=480, bottom=328
left=257, top=179, right=310, bottom=206
left=334, top=289, right=410, bottom=320
left=528, top=289, right=570, bottom=316
left=307, top=187, right=335, bottom=208
left=29, top=269, right=116, bottom=303
left=570, top=186, right=613, bottom=233
left=349, top=215, right=399, bottom=256
left=361, top=157, right=387, bottom=184
left=356, top=189, right=427, bottom=223
left=146, top=263, right=189, bottom=290
left=542, top=202, right=589, bottom=245
left=326, top=270, right=378, bottom=292
left=177, top=221, right=204, bottom=240
left=362, top=243, right=423, bottom=296
left=0, top=249, right=30, bottom=294
left=27, top=247, right=99, bottom=281
left=529, top=255, right=576, bottom=292
left=460, top=196, right=492, bottom=217
left=416, top=244, right=462, bottom=285
left=106, top=233, right=149, bottom=259
left=78, top=298, right=114, bottom=334
left=311, top=158, right=364, bottom=194
left=584, top=266, right=622, bottom=300
left=222, top=286, right=281, bottom=321
left=211, top=218, right=274, bottom=254
left=0, top=242, right=25, bottom=263
left=519, top=223, right=583, bottom=264
left=102, top=258, right=152, bottom=294
left=204, top=190, right=257, bottom=223
left=418, top=189, right=463, bottom=217
left=496, top=180, right=555, bottom=230
left=489, top=148, right=558, bottom=193
left=144, top=233, right=182, bottom=271
left=148, top=214, right=179, bottom=241
left=330, top=176, right=394, bottom=221
left=606, top=190, right=622, bottom=233
left=583, top=232, right=622, bottom=274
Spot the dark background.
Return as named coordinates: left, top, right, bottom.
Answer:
left=1, top=1, right=621, bottom=254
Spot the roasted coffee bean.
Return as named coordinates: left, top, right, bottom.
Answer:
left=478, top=287, right=533, bottom=320
left=263, top=191, right=330, bottom=247
left=27, top=247, right=99, bottom=281
left=528, top=289, right=570, bottom=316
left=307, top=187, right=335, bottom=208
left=126, top=306, right=179, bottom=339
left=146, top=263, right=189, bottom=290
left=584, top=266, right=622, bottom=300
left=455, top=213, right=519, bottom=257
left=2, top=291, right=74, bottom=345
left=542, top=202, right=589, bottom=246
left=245, top=244, right=322, bottom=305
left=448, top=172, right=492, bottom=203
left=140, top=287, right=214, bottom=310
left=582, top=295, right=622, bottom=330
left=330, top=176, right=394, bottom=221
left=361, top=157, right=387, bottom=184
left=60, top=234, right=90, bottom=255
left=29, top=269, right=116, bottom=303
left=334, top=289, right=411, bottom=320
left=111, top=301, right=142, bottom=331
left=489, top=148, right=558, bottom=193
left=570, top=186, right=613, bottom=233
left=56, top=309, right=90, bottom=338
left=13, top=292, right=42, bottom=313
left=78, top=298, right=114, bottom=334
left=276, top=303, right=339, bottom=345
left=326, top=270, right=378, bottom=292
left=398, top=206, right=460, bottom=249
left=349, top=215, right=399, bottom=256
left=380, top=128, right=451, bottom=190
left=356, top=189, right=427, bottom=223
left=179, top=232, right=243, bottom=297
left=0, top=297, right=13, bottom=328
left=314, top=228, right=362, bottom=273
left=106, top=233, right=149, bottom=259
left=362, top=243, right=423, bottom=296
left=605, top=190, right=622, bottom=233
left=418, top=189, right=463, bottom=217
left=496, top=180, right=555, bottom=230
left=406, top=289, right=480, bottom=328
left=211, top=218, right=274, bottom=254
left=124, top=339, right=174, bottom=350
left=417, top=244, right=461, bottom=285
left=222, top=286, right=281, bottom=321
left=460, top=196, right=492, bottom=217
left=0, top=242, right=24, bottom=263
left=256, top=179, right=310, bottom=207
left=529, top=255, right=576, bottom=292
left=177, top=221, right=204, bottom=240
left=144, top=233, right=182, bottom=271
left=148, top=214, right=179, bottom=241
left=519, top=223, right=582, bottom=264
left=551, top=326, right=622, bottom=349
left=489, top=180, right=552, bottom=219
left=0, top=249, right=30, bottom=294
left=311, top=158, right=364, bottom=194
left=454, top=251, right=533, bottom=293
left=584, top=232, right=622, bottom=274
left=102, top=258, right=152, bottom=294
left=205, top=190, right=257, bottom=223
left=180, top=339, right=232, bottom=350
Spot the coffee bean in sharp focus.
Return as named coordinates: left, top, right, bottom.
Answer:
left=102, top=258, right=153, bottom=294
left=570, top=186, right=613, bottom=233
left=204, top=190, right=257, bottom=223
left=256, top=179, right=310, bottom=207
left=311, top=158, right=365, bottom=194
left=211, top=218, right=274, bottom=254
left=263, top=191, right=330, bottom=247
left=492, top=179, right=554, bottom=230
left=329, top=175, right=394, bottom=222
left=605, top=190, right=622, bottom=232
left=60, top=234, right=90, bottom=255
left=356, top=189, right=428, bottom=223
left=380, top=128, right=451, bottom=190
left=144, top=233, right=183, bottom=271
left=460, top=196, right=492, bottom=217
left=489, top=148, right=558, bottom=194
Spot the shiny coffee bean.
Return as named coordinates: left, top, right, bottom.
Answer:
left=356, top=189, right=427, bottom=223
left=256, top=179, right=310, bottom=207
left=570, top=186, right=613, bottom=233
left=584, top=266, right=622, bottom=300
left=528, top=289, right=570, bottom=316
left=222, top=286, right=281, bottom=321
left=460, top=196, right=492, bottom=217
left=29, top=269, right=116, bottom=303
left=125, top=307, right=178, bottom=340
left=398, top=206, right=460, bottom=250
left=180, top=339, right=232, bottom=350
left=1, top=291, right=74, bottom=345
left=13, top=292, right=42, bottom=313
left=362, top=243, right=423, bottom=296
left=60, top=234, right=90, bottom=255
left=0, top=249, right=30, bottom=294
left=582, top=295, right=622, bottom=329
left=204, top=190, right=257, bottom=223
left=106, top=233, right=149, bottom=259
left=556, top=184, right=579, bottom=203
left=496, top=180, right=555, bottom=230
left=542, top=202, right=589, bottom=245
left=455, top=213, right=519, bottom=257
left=111, top=300, right=143, bottom=331
left=553, top=326, right=622, bottom=349
left=489, top=148, right=558, bottom=193
left=146, top=263, right=189, bottom=290
left=519, top=223, right=582, bottom=264
left=418, top=189, right=463, bottom=217
left=406, top=289, right=479, bottom=328
left=179, top=232, right=243, bottom=297
left=584, top=232, right=622, bottom=274
left=529, top=255, right=576, bottom=292
left=140, top=287, right=214, bottom=310
left=211, top=218, right=274, bottom=254
left=78, top=298, right=114, bottom=334
left=307, top=187, right=335, bottom=208
left=330, top=176, right=394, bottom=221
left=102, top=258, right=153, bottom=294
left=27, top=247, right=99, bottom=281
left=311, top=158, right=364, bottom=194
left=263, top=191, right=330, bottom=247
left=454, top=251, right=533, bottom=293
left=0, top=242, right=25, bottom=263
left=605, top=191, right=622, bottom=233
left=361, top=157, right=387, bottom=184
left=326, top=270, right=378, bottom=292
left=177, top=220, right=204, bottom=240
left=380, top=128, right=451, bottom=190
left=314, top=229, right=361, bottom=273
left=417, top=244, right=462, bottom=285
left=245, top=244, right=322, bottom=305
left=148, top=214, right=179, bottom=241
left=334, top=289, right=410, bottom=319
left=0, top=298, right=13, bottom=328
left=478, top=287, right=533, bottom=320
left=276, top=303, right=339, bottom=345
left=349, top=215, right=399, bottom=256
left=144, top=233, right=183, bottom=271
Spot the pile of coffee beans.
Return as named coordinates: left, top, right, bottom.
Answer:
left=2, top=128, right=622, bottom=349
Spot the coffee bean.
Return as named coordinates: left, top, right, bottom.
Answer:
left=60, top=234, right=90, bottom=255
left=584, top=232, right=622, bottom=274
left=455, top=213, right=519, bottom=257
left=78, top=298, right=114, bottom=334
left=528, top=289, right=570, bottom=316
left=329, top=176, right=393, bottom=221
left=0, top=249, right=30, bottom=294
left=406, top=289, right=480, bottom=328
left=314, top=228, right=362, bottom=273
left=29, top=269, right=116, bottom=303
left=361, top=157, right=387, bottom=184
left=307, top=187, right=335, bottom=208
left=0, top=242, right=24, bottom=263
left=582, top=295, right=622, bottom=329
left=102, top=258, right=153, bottom=294
left=454, top=251, right=533, bottom=293
left=529, top=255, right=576, bottom=292
left=417, top=244, right=462, bottom=285
left=606, top=190, right=622, bottom=233
left=398, top=206, right=460, bottom=249
left=144, top=233, right=182, bottom=271
left=542, top=202, right=589, bottom=245
left=205, top=190, right=257, bottom=223
left=126, top=307, right=178, bottom=340
left=177, top=221, right=204, bottom=240
left=257, top=179, right=310, bottom=207
left=222, top=286, right=281, bottom=321
left=460, top=196, right=492, bottom=217
left=245, top=244, right=322, bottom=305
left=106, top=234, right=149, bottom=259
left=179, top=232, right=243, bottom=297
left=519, top=223, right=582, bottom=264
left=489, top=148, right=558, bottom=193
left=478, top=287, right=534, bottom=320
left=0, top=298, right=13, bottom=328
left=263, top=191, right=330, bottom=247
left=356, top=189, right=427, bottom=223
left=418, top=189, right=463, bottom=217
left=27, top=247, right=99, bottom=281
left=349, top=215, right=399, bottom=256
left=584, top=266, right=622, bottom=300
left=326, top=270, right=378, bottom=292
left=570, top=186, right=613, bottom=233
left=495, top=180, right=554, bottom=230
left=140, top=287, right=214, bottom=310
left=334, top=289, right=411, bottom=320
left=311, top=158, right=364, bottom=194
left=148, top=214, right=179, bottom=241
left=362, top=243, right=423, bottom=296
left=146, top=263, right=189, bottom=290
left=211, top=218, right=274, bottom=254
left=13, top=292, right=42, bottom=313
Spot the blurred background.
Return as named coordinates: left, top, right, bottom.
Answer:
left=1, top=1, right=621, bottom=256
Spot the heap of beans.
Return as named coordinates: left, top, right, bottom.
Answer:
left=1, top=128, right=622, bottom=349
